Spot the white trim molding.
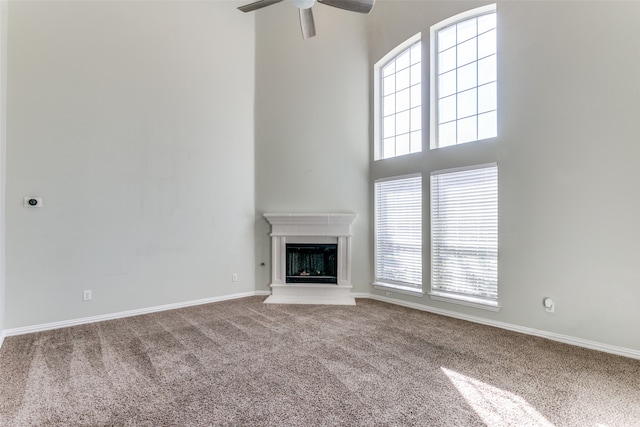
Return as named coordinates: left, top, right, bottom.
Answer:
left=1, top=290, right=638, bottom=362
left=362, top=293, right=640, bottom=361
left=372, top=282, right=424, bottom=297
left=429, top=292, right=500, bottom=312
left=2, top=291, right=270, bottom=339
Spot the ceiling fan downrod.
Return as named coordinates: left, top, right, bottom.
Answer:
left=237, top=0, right=375, bottom=39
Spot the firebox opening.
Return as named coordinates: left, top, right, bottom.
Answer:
left=286, top=243, right=338, bottom=284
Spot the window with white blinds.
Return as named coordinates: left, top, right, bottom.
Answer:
left=374, top=175, right=422, bottom=290
left=431, top=164, right=498, bottom=307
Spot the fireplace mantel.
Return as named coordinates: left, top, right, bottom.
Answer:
left=263, top=213, right=358, bottom=305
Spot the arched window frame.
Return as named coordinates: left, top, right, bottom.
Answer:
left=430, top=4, right=497, bottom=149
left=373, top=33, right=422, bottom=161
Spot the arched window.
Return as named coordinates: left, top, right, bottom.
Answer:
left=374, top=34, right=422, bottom=160
left=430, top=4, right=497, bottom=149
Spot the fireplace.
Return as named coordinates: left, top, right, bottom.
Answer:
left=263, top=213, right=358, bottom=305
left=286, top=243, right=337, bottom=284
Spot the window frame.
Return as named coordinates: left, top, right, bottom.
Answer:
left=429, top=4, right=497, bottom=150
left=374, top=33, right=422, bottom=161
left=373, top=173, right=424, bottom=296
left=429, top=163, right=499, bottom=311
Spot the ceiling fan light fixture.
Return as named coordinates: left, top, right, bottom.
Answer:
left=293, top=0, right=315, bottom=9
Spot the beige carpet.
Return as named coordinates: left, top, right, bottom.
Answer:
left=0, top=296, right=638, bottom=426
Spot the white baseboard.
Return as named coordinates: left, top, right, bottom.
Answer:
left=2, top=290, right=638, bottom=361
left=2, top=291, right=271, bottom=339
left=355, top=292, right=640, bottom=360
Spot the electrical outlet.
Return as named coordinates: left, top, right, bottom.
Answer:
left=543, top=297, right=554, bottom=313
left=385, top=291, right=392, bottom=298
left=83, top=290, right=92, bottom=301
left=232, top=273, right=238, bottom=282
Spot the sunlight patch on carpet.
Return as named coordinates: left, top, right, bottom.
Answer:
left=441, top=367, right=554, bottom=427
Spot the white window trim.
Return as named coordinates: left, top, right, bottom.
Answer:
left=373, top=173, right=423, bottom=291
left=429, top=292, right=500, bottom=312
left=430, top=161, right=496, bottom=177
left=430, top=162, right=499, bottom=311
left=429, top=3, right=497, bottom=150
left=373, top=282, right=425, bottom=297
left=374, top=32, right=421, bottom=161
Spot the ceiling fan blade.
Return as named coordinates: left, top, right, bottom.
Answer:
left=299, top=8, right=316, bottom=39
left=317, top=0, right=375, bottom=14
left=238, top=0, right=284, bottom=13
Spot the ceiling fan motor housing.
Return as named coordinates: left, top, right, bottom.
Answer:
left=293, top=0, right=315, bottom=9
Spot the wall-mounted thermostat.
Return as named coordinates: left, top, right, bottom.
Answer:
left=24, top=197, right=43, bottom=208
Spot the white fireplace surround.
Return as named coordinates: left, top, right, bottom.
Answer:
left=263, top=213, right=358, bottom=305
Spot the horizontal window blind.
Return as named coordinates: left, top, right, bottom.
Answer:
left=431, top=165, right=498, bottom=303
left=374, top=175, right=422, bottom=288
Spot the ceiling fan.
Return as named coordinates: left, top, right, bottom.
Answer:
left=238, top=0, right=375, bottom=39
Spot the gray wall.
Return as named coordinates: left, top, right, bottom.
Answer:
left=369, top=0, right=640, bottom=351
left=253, top=3, right=371, bottom=293
left=2, top=0, right=638, bottom=354
left=0, top=0, right=6, bottom=335
left=5, top=1, right=256, bottom=328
